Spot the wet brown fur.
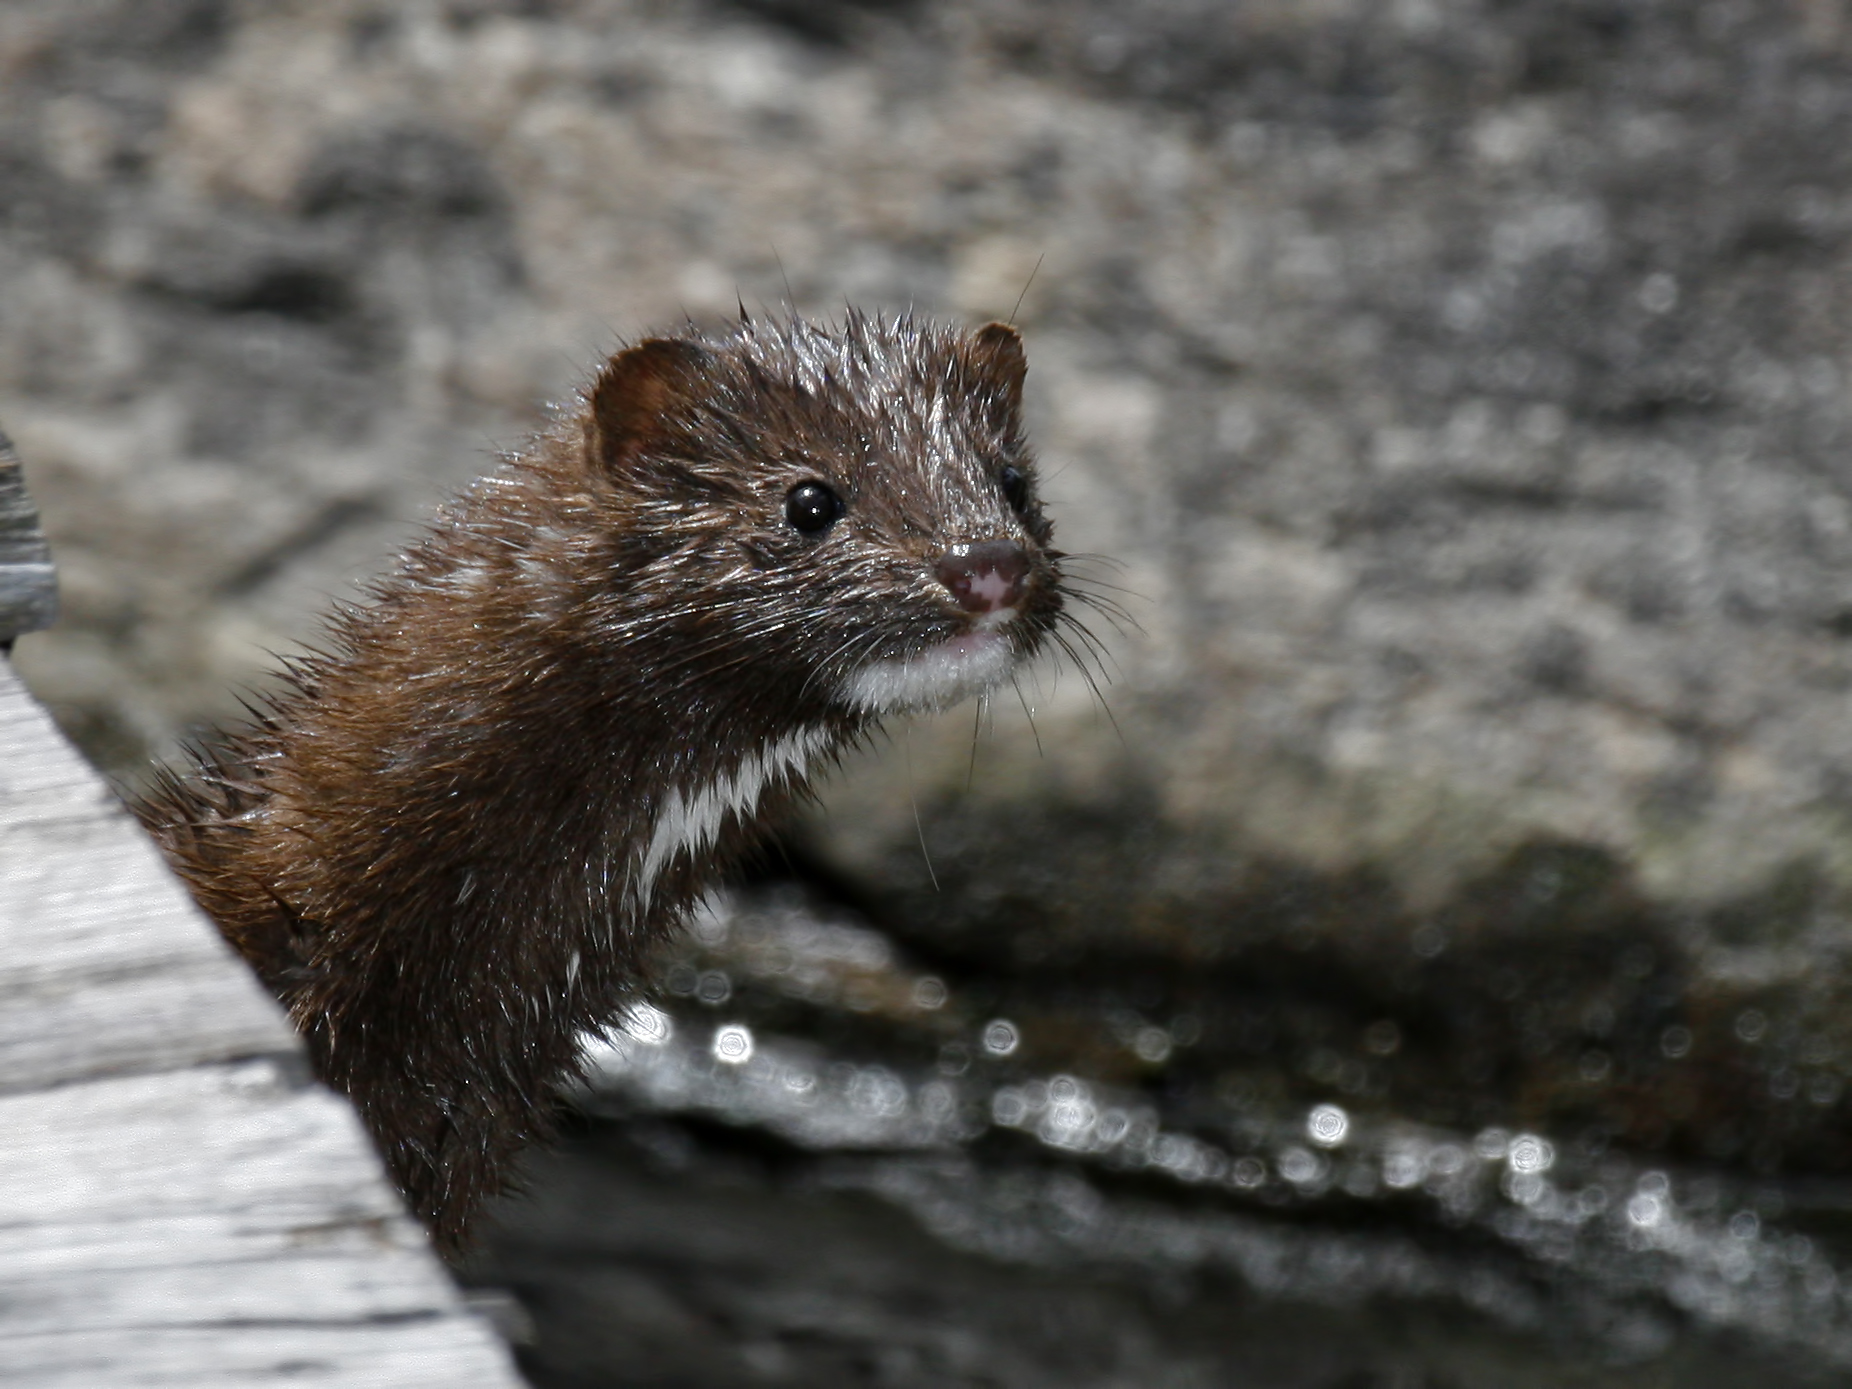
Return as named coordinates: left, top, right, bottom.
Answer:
left=137, top=312, right=1063, bottom=1253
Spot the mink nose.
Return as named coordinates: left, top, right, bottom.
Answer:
left=933, top=540, right=1029, bottom=614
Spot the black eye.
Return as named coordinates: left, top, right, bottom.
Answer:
left=784, top=481, right=844, bottom=535
left=999, top=465, right=1030, bottom=513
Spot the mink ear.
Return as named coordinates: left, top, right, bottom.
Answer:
left=970, top=322, right=1027, bottom=425
left=587, top=338, right=716, bottom=472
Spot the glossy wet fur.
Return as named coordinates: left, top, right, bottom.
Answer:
left=139, top=313, right=1063, bottom=1253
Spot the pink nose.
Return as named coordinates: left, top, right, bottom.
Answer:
left=933, top=540, right=1029, bottom=614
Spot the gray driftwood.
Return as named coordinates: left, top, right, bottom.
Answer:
left=0, top=657, right=523, bottom=1386
left=0, top=430, right=55, bottom=644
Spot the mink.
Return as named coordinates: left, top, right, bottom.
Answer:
left=137, top=312, right=1069, bottom=1253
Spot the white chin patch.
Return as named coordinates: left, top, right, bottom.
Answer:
left=840, top=631, right=1020, bottom=716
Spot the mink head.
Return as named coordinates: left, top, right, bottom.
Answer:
left=568, top=312, right=1063, bottom=726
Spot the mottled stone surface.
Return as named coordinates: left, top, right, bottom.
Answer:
left=10, top=1, right=1852, bottom=1382
left=9, top=0, right=1852, bottom=917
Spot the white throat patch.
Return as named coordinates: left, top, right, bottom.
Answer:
left=839, top=631, right=1019, bottom=716
left=637, top=726, right=831, bottom=902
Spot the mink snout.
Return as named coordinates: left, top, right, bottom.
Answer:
left=934, top=539, right=1030, bottom=614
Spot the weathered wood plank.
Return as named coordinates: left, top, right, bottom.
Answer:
left=0, top=1064, right=462, bottom=1331
left=0, top=427, right=56, bottom=642
left=0, top=662, right=295, bottom=1092
left=0, top=658, right=524, bottom=1385
left=1, top=1323, right=515, bottom=1387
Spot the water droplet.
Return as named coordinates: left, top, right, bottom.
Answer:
left=911, top=976, right=948, bottom=1010
left=1627, top=1193, right=1665, bottom=1227
left=1473, top=1127, right=1511, bottom=1161
left=1277, top=1146, right=1323, bottom=1185
left=1660, top=1025, right=1693, bottom=1059
left=1307, top=1103, right=1350, bottom=1147
left=992, top=1088, right=1028, bottom=1126
left=1735, top=1009, right=1768, bottom=1043
left=982, top=1019, right=1020, bottom=1056
left=696, top=970, right=732, bottom=1005
left=620, top=1002, right=673, bottom=1046
left=1383, top=1149, right=1424, bottom=1189
left=1231, top=1155, right=1268, bottom=1188
left=1728, top=1209, right=1760, bottom=1241
left=1042, top=1077, right=1097, bottom=1144
left=1133, top=1026, right=1173, bottom=1064
left=919, top=1080, right=955, bottom=1118
left=1411, top=923, right=1447, bottom=957
left=1507, top=1134, right=1554, bottom=1173
left=1363, top=1019, right=1402, bottom=1056
left=1427, top=1144, right=1468, bottom=1177
left=1153, top=1134, right=1192, bottom=1172
left=1505, top=1171, right=1546, bottom=1206
left=848, top=1066, right=908, bottom=1117
left=712, top=1022, right=754, bottom=1064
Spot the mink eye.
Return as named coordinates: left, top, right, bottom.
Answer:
left=998, top=465, right=1030, bottom=513
left=784, top=480, right=844, bottom=535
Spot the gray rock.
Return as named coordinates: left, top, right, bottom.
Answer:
left=9, top=1, right=1852, bottom=1376
left=10, top=0, right=1852, bottom=923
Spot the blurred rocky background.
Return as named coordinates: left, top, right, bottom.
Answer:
left=8, top=0, right=1852, bottom=1384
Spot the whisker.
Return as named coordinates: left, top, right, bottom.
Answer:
left=1010, top=674, right=1044, bottom=758
left=1067, top=607, right=1136, bottom=644
left=903, top=729, right=939, bottom=893
left=1061, top=574, right=1143, bottom=605
left=1047, top=629, right=1104, bottom=707
left=801, top=627, right=876, bottom=687
left=798, top=628, right=888, bottom=704
left=1063, top=589, right=1139, bottom=637
left=1068, top=614, right=1122, bottom=674
left=966, top=695, right=984, bottom=792
left=1064, top=581, right=1143, bottom=607
left=1057, top=550, right=1131, bottom=575
left=1007, top=253, right=1044, bottom=326
left=1048, top=628, right=1123, bottom=742
left=1056, top=610, right=1123, bottom=680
